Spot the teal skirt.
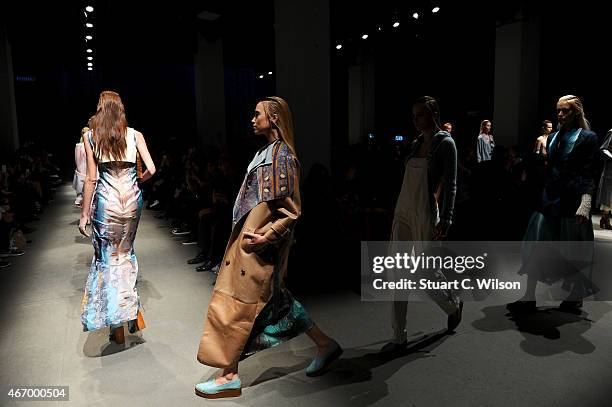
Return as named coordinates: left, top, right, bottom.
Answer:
left=240, top=287, right=314, bottom=360
left=520, top=211, right=596, bottom=298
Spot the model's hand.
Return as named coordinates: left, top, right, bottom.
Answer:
left=79, top=213, right=90, bottom=237
left=243, top=231, right=268, bottom=246
left=433, top=225, right=446, bottom=240
left=433, top=222, right=449, bottom=241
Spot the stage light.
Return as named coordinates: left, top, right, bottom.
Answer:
left=362, top=34, right=369, bottom=40
left=268, top=71, right=272, bottom=75
left=336, top=44, right=342, bottom=50
left=86, top=23, right=93, bottom=28
left=393, top=21, right=400, bottom=28
left=85, top=6, right=94, bottom=12
left=87, top=56, right=93, bottom=61
left=88, top=67, right=93, bottom=71
left=432, top=7, right=440, bottom=13
left=259, top=74, right=264, bottom=79
left=413, top=12, right=419, bottom=19
left=86, top=49, right=92, bottom=53
left=85, top=35, right=92, bottom=40
left=88, top=63, right=93, bottom=66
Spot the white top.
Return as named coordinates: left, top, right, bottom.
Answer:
left=90, top=127, right=137, bottom=163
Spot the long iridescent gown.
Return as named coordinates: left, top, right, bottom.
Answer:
left=81, top=130, right=143, bottom=332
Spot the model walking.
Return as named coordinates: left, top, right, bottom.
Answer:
left=79, top=91, right=156, bottom=343
left=508, top=95, right=598, bottom=313
left=382, top=96, right=463, bottom=354
left=195, top=96, right=342, bottom=399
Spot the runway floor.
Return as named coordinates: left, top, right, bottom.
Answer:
left=2, top=185, right=612, bottom=406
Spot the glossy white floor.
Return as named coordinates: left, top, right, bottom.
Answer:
left=2, top=185, right=612, bottom=406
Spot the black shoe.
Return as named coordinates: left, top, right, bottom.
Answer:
left=196, top=261, right=213, bottom=272
left=380, top=340, right=407, bottom=354
left=0, top=248, right=25, bottom=257
left=506, top=300, right=537, bottom=314
left=558, top=300, right=583, bottom=314
left=187, top=253, right=208, bottom=265
left=447, top=300, right=464, bottom=333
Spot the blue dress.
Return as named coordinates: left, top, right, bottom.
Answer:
left=81, top=129, right=143, bottom=332
left=520, top=127, right=598, bottom=298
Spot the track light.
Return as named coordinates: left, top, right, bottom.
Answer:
left=432, top=7, right=440, bottom=13
left=85, top=6, right=94, bottom=12
left=88, top=67, right=93, bottom=71
left=362, top=34, right=369, bottom=40
left=86, top=49, right=92, bottom=53
left=85, top=35, right=92, bottom=40
left=87, top=56, right=93, bottom=61
left=413, top=12, right=419, bottom=19
left=86, top=23, right=93, bottom=28
left=336, top=44, right=342, bottom=50
left=393, top=21, right=400, bottom=28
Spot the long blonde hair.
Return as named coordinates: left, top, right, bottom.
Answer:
left=558, top=95, right=590, bottom=130
left=260, top=96, right=298, bottom=159
left=90, top=90, right=128, bottom=161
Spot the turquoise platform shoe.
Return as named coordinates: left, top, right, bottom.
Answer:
left=195, top=377, right=242, bottom=399
left=305, top=340, right=343, bottom=377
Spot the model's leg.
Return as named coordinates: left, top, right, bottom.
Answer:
left=390, top=300, right=408, bottom=344
left=214, top=362, right=239, bottom=384
left=305, top=325, right=333, bottom=356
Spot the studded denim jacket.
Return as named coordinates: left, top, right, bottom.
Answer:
left=232, top=139, right=298, bottom=229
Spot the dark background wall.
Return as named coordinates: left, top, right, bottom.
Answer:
left=3, top=0, right=609, bottom=172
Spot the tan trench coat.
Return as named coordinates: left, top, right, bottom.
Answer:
left=197, top=145, right=301, bottom=368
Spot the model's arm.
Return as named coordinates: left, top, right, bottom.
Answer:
left=435, top=139, right=457, bottom=238
left=245, top=154, right=301, bottom=248
left=476, top=136, right=484, bottom=162
left=262, top=196, right=301, bottom=245
left=534, top=137, right=543, bottom=154
left=135, top=131, right=156, bottom=182
left=577, top=132, right=599, bottom=197
left=79, top=135, right=98, bottom=237
left=575, top=131, right=599, bottom=223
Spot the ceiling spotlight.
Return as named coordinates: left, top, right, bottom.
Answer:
left=88, top=67, right=93, bottom=71
left=86, top=49, right=92, bottom=53
left=336, top=44, right=342, bottom=50
left=432, top=7, right=440, bottom=13
left=87, top=56, right=93, bottom=61
left=362, top=34, right=369, bottom=40
left=377, top=26, right=383, bottom=32
left=88, top=63, right=93, bottom=66
left=85, top=6, right=94, bottom=12
left=413, top=12, right=419, bottom=19
left=86, top=23, right=93, bottom=28
left=259, top=74, right=264, bottom=79
left=393, top=21, right=400, bottom=28
left=268, top=71, right=272, bottom=75
left=85, top=35, right=92, bottom=40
